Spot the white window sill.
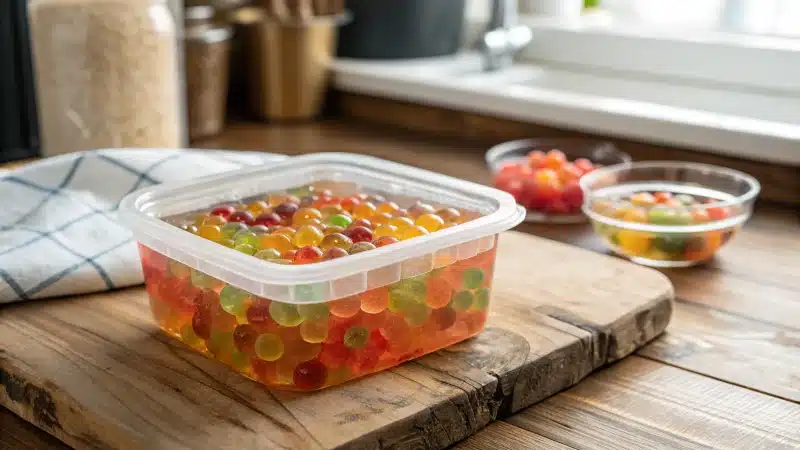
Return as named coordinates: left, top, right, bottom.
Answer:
left=332, top=13, right=800, bottom=166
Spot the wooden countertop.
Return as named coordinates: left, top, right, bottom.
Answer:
left=3, top=120, right=799, bottom=449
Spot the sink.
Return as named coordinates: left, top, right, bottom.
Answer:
left=333, top=52, right=800, bottom=165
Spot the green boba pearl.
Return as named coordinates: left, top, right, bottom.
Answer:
left=190, top=269, right=216, bottom=289
left=474, top=288, right=490, bottom=311
left=220, top=239, right=236, bottom=248
left=231, top=350, right=250, bottom=370
left=255, top=248, right=282, bottom=260
left=390, top=276, right=427, bottom=298
left=653, top=233, right=688, bottom=254
left=297, top=302, right=330, bottom=321
left=648, top=206, right=692, bottom=226
left=451, top=290, right=474, bottom=311
left=220, top=285, right=251, bottom=316
left=249, top=225, right=270, bottom=235
left=221, top=222, right=248, bottom=239
left=349, top=242, right=376, bottom=254
left=269, top=301, right=304, bottom=327
left=343, top=326, right=370, bottom=349
left=234, top=243, right=257, bottom=255
left=180, top=323, right=203, bottom=347
left=234, top=230, right=261, bottom=248
left=327, top=214, right=353, bottom=228
left=403, top=302, right=430, bottom=327
left=255, top=333, right=284, bottom=361
left=388, top=290, right=417, bottom=313
left=208, top=330, right=235, bottom=357
left=462, top=268, right=485, bottom=290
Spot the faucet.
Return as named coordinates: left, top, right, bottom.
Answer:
left=480, top=0, right=533, bottom=71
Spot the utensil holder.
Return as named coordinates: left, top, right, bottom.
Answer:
left=247, top=13, right=348, bottom=121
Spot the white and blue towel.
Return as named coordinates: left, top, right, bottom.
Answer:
left=0, top=148, right=286, bottom=304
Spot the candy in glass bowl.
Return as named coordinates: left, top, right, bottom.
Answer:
left=486, top=138, right=631, bottom=223
left=580, top=161, right=760, bottom=267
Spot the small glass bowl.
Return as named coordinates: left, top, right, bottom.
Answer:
left=485, top=138, right=631, bottom=223
left=580, top=161, right=760, bottom=267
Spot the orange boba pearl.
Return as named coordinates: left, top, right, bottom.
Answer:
left=329, top=296, right=362, bottom=318
left=360, top=287, right=389, bottom=314
left=352, top=202, right=376, bottom=220
left=425, top=276, right=454, bottom=308
left=259, top=233, right=294, bottom=254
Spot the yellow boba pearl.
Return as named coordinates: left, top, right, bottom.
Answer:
left=622, top=207, right=649, bottom=223
left=259, top=233, right=294, bottom=253
left=197, top=224, right=222, bottom=241
left=353, top=202, right=377, bottom=220
left=415, top=214, right=445, bottom=232
left=373, top=224, right=398, bottom=238
left=293, top=208, right=323, bottom=226
left=375, top=201, right=400, bottom=215
left=319, top=233, right=353, bottom=251
left=323, top=225, right=344, bottom=235
left=320, top=205, right=343, bottom=218
left=193, top=214, right=212, bottom=226
left=268, top=193, right=297, bottom=206
left=402, top=225, right=429, bottom=240
left=203, top=215, right=227, bottom=226
left=436, top=207, right=461, bottom=223
left=292, top=225, right=324, bottom=247
left=617, top=230, right=653, bottom=255
left=369, top=212, right=392, bottom=227
left=247, top=201, right=269, bottom=216
left=272, top=227, right=296, bottom=238
left=389, top=216, right=415, bottom=232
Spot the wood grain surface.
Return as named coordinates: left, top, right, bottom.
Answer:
left=0, top=232, right=671, bottom=450
left=3, top=120, right=798, bottom=449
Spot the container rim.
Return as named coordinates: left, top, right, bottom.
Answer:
left=580, top=160, right=761, bottom=209
left=580, top=160, right=760, bottom=233
left=119, top=153, right=525, bottom=287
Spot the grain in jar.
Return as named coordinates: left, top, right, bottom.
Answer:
left=185, top=6, right=233, bottom=140
left=29, top=0, right=185, bottom=156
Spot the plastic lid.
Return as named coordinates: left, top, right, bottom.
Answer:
left=120, top=153, right=525, bottom=303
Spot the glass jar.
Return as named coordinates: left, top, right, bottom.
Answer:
left=29, top=0, right=186, bottom=156
left=184, top=5, right=233, bottom=140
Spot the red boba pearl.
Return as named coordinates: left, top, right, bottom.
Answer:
left=294, top=246, right=324, bottom=264
left=228, top=211, right=255, bottom=225
left=253, top=212, right=281, bottom=227
left=344, top=226, right=373, bottom=243
left=293, top=359, right=328, bottom=390
left=211, top=205, right=236, bottom=218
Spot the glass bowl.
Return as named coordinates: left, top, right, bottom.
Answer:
left=485, top=138, right=631, bottom=223
left=580, top=161, right=760, bottom=267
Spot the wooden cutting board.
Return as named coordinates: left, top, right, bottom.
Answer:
left=0, top=231, right=673, bottom=450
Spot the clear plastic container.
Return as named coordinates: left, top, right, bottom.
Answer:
left=120, top=153, right=525, bottom=390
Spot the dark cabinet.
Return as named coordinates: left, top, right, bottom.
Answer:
left=0, top=0, right=40, bottom=163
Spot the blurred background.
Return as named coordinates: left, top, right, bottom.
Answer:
left=1, top=0, right=798, bottom=164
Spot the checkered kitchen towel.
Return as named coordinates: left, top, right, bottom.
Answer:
left=0, top=148, right=286, bottom=304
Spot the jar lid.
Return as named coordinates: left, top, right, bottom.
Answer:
left=185, top=5, right=233, bottom=43
left=185, top=25, right=233, bottom=43
left=185, top=5, right=215, bottom=24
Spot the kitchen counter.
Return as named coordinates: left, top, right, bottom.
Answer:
left=3, top=120, right=799, bottom=449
